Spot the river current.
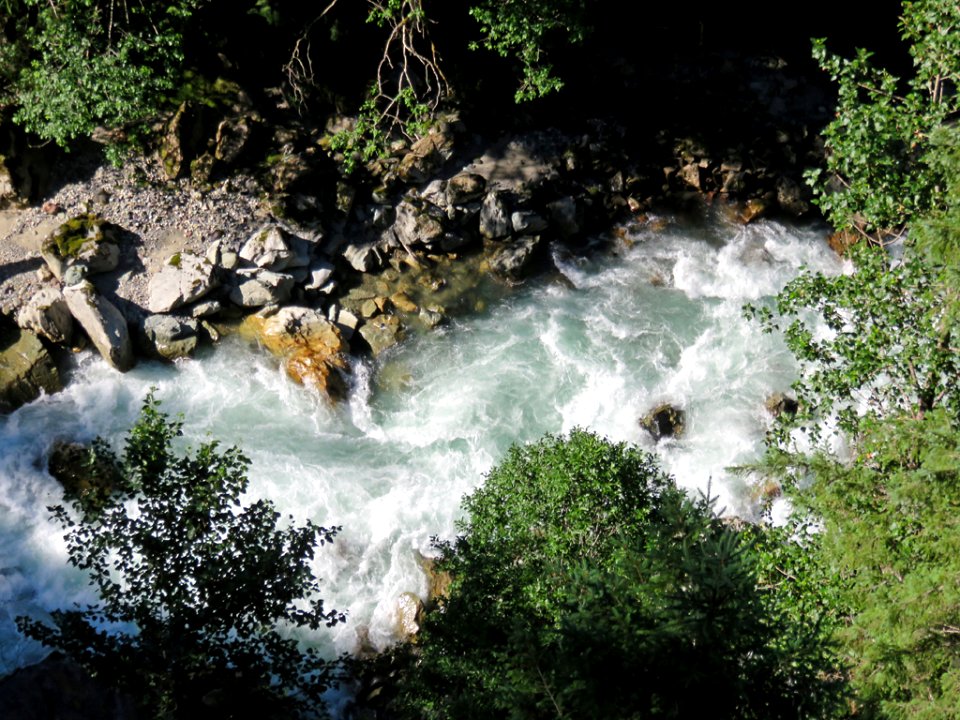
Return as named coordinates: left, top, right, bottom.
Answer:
left=0, top=210, right=844, bottom=676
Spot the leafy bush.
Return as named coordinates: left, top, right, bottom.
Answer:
left=18, top=393, right=345, bottom=719
left=805, top=0, right=960, bottom=237
left=385, top=430, right=844, bottom=720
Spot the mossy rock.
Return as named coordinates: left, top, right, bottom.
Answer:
left=48, top=213, right=106, bottom=259
left=48, top=439, right=122, bottom=514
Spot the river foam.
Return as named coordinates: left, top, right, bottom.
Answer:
left=0, top=211, right=844, bottom=675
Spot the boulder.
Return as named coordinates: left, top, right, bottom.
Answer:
left=239, top=306, right=349, bottom=400
left=303, top=258, right=335, bottom=292
left=358, top=313, right=404, bottom=356
left=228, top=269, right=294, bottom=308
left=640, top=403, right=685, bottom=442
left=0, top=326, right=61, bottom=413
left=147, top=252, right=218, bottom=313
left=394, top=592, right=424, bottom=642
left=776, top=176, right=810, bottom=216
left=214, top=116, right=252, bottom=165
left=48, top=440, right=122, bottom=512
left=40, top=214, right=119, bottom=281
left=446, top=172, right=486, bottom=205
left=511, top=210, right=548, bottom=235
left=398, top=127, right=456, bottom=183
left=142, top=315, right=200, bottom=361
left=239, top=224, right=297, bottom=271
left=393, top=200, right=445, bottom=249
left=16, top=287, right=73, bottom=345
left=479, top=192, right=510, bottom=239
left=486, top=235, right=544, bottom=280
left=764, top=392, right=799, bottom=418
left=343, top=241, right=386, bottom=273
left=63, top=280, right=134, bottom=372
left=547, top=196, right=580, bottom=239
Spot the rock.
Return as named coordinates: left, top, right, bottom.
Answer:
left=0, top=325, right=61, bottom=413
left=827, top=229, right=857, bottom=256
left=40, top=214, right=119, bottom=281
left=679, top=162, right=703, bottom=190
left=63, top=281, right=134, bottom=372
left=343, top=242, right=386, bottom=273
left=358, top=313, right=404, bottom=356
left=511, top=210, right=548, bottom=234
left=228, top=269, right=294, bottom=307
left=446, top=172, right=486, bottom=205
left=419, top=307, right=445, bottom=328
left=547, top=196, right=580, bottom=238
left=416, top=552, right=452, bottom=608
left=394, top=592, right=424, bottom=642
left=394, top=200, right=445, bottom=249
left=0, top=653, right=137, bottom=720
left=239, top=224, right=296, bottom=271
left=189, top=299, right=223, bottom=318
left=776, top=176, right=810, bottom=216
left=487, top=235, right=544, bottom=280
left=640, top=403, right=685, bottom=442
left=764, top=392, right=799, bottom=417
left=48, top=440, right=122, bottom=512
left=328, top=306, right=359, bottom=339
left=390, top=291, right=418, bottom=313
left=739, top=198, right=769, bottom=224
left=147, top=252, right=218, bottom=313
left=304, top=258, right=335, bottom=292
left=239, top=307, right=349, bottom=400
left=479, top=192, right=510, bottom=239
left=398, top=128, right=456, bottom=183
left=159, top=101, right=201, bottom=180
left=17, top=287, right=73, bottom=345
left=142, top=315, right=199, bottom=361
left=214, top=116, right=251, bottom=165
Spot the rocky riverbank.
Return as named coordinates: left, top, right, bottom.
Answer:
left=0, top=47, right=829, bottom=414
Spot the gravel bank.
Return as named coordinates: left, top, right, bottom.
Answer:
left=0, top=151, right=270, bottom=317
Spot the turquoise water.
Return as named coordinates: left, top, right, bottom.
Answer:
left=0, top=211, right=844, bottom=674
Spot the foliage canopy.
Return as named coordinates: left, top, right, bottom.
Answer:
left=18, top=393, right=345, bottom=719
left=385, top=429, right=844, bottom=720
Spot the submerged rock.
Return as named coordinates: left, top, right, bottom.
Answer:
left=640, top=403, right=685, bottom=442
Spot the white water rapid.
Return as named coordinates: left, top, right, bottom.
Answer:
left=0, top=212, right=845, bottom=677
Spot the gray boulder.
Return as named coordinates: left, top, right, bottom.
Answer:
left=343, top=241, right=386, bottom=273
left=479, top=192, right=510, bottom=239
left=487, top=235, right=544, bottom=280
left=147, top=252, right=218, bottom=313
left=239, top=224, right=297, bottom=271
left=63, top=280, right=134, bottom=372
left=229, top=269, right=294, bottom=307
left=394, top=200, right=445, bottom=249
left=17, top=287, right=74, bottom=345
left=511, top=210, right=548, bottom=235
left=142, top=315, right=200, bottom=361
left=446, top=172, right=486, bottom=205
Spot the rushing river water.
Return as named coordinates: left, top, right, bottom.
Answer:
left=0, top=210, right=844, bottom=676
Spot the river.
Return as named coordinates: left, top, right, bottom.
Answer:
left=0, top=208, right=844, bottom=676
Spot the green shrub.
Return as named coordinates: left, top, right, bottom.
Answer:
left=385, top=430, right=844, bottom=719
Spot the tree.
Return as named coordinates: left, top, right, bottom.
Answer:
left=382, top=430, right=844, bottom=720
left=18, top=392, right=345, bottom=720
